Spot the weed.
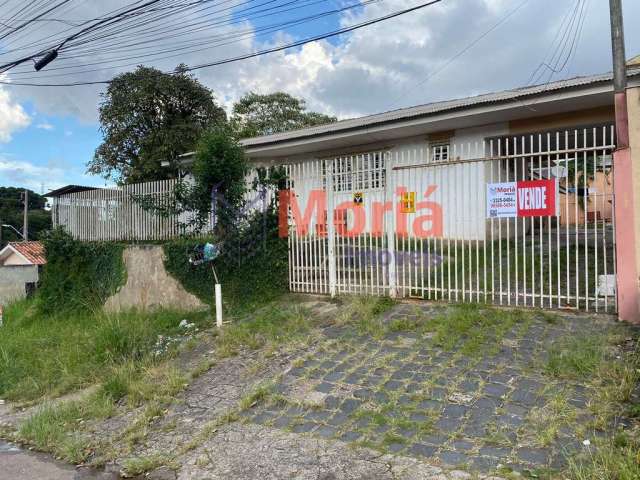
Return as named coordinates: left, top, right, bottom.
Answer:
left=121, top=454, right=173, bottom=477
left=545, top=336, right=606, bottom=379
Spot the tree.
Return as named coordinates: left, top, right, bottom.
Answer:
left=231, top=92, right=336, bottom=138
left=88, top=65, right=227, bottom=184
left=0, top=187, right=51, bottom=248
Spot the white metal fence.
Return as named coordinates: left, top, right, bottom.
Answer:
left=285, top=126, right=617, bottom=313
left=52, top=179, right=187, bottom=241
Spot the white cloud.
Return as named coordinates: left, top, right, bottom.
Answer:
left=0, top=157, right=65, bottom=191
left=0, top=85, right=30, bottom=142
left=36, top=122, right=54, bottom=130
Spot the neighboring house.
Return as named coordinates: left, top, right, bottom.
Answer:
left=0, top=241, right=47, bottom=304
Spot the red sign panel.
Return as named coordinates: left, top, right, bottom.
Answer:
left=516, top=179, right=557, bottom=217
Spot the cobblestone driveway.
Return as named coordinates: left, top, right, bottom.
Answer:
left=242, top=302, right=635, bottom=477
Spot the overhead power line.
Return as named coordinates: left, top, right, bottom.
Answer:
left=0, top=0, right=445, bottom=87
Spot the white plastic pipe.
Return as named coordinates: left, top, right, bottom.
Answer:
left=215, top=283, right=222, bottom=328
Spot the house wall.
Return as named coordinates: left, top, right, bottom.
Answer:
left=272, top=123, right=511, bottom=241
left=1, top=250, right=29, bottom=266
left=0, top=265, right=38, bottom=304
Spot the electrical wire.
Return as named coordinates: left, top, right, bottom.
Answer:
left=0, top=0, right=444, bottom=87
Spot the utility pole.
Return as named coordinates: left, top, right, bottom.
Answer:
left=609, top=0, right=639, bottom=322
left=22, top=189, right=28, bottom=242
left=609, top=0, right=629, bottom=148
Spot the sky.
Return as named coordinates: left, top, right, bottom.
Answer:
left=0, top=0, right=639, bottom=193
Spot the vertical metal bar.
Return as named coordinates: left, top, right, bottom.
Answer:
left=386, top=153, right=397, bottom=298
left=574, top=130, right=580, bottom=308
left=583, top=128, right=589, bottom=310
left=514, top=137, right=519, bottom=306
left=497, top=139, right=503, bottom=306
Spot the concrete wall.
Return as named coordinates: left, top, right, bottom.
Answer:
left=104, top=245, right=207, bottom=313
left=0, top=265, right=38, bottom=304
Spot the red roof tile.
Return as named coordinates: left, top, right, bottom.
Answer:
left=8, top=241, right=46, bottom=265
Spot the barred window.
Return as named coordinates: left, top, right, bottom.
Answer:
left=322, top=151, right=386, bottom=192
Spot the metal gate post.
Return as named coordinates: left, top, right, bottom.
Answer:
left=327, top=165, right=337, bottom=297
left=385, top=155, right=397, bottom=298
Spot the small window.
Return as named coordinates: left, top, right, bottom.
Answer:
left=430, top=142, right=450, bottom=163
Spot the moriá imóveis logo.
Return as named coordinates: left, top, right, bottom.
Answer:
left=278, top=187, right=443, bottom=239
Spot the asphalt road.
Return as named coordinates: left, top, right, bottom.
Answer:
left=0, top=440, right=116, bottom=480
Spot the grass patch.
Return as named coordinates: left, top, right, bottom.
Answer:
left=121, top=454, right=174, bottom=477
left=17, top=391, right=115, bottom=463
left=567, top=433, right=640, bottom=480
left=545, top=335, right=606, bottom=379
left=215, top=304, right=315, bottom=358
left=0, top=301, right=207, bottom=402
left=333, top=296, right=396, bottom=338
left=423, top=304, right=530, bottom=356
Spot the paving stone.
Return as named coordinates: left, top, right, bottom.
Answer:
left=324, top=371, right=345, bottom=382
left=339, top=398, right=362, bottom=414
left=483, top=383, right=510, bottom=398
left=326, top=412, right=350, bottom=426
left=470, top=455, right=499, bottom=472
left=344, top=373, right=365, bottom=385
left=392, top=370, right=413, bottom=380
left=386, top=442, right=406, bottom=453
left=408, top=443, right=438, bottom=458
left=496, top=414, right=523, bottom=427
left=315, top=425, right=338, bottom=439
left=438, top=450, right=469, bottom=466
left=430, top=387, right=448, bottom=400
left=305, top=410, right=332, bottom=422
left=353, top=388, right=374, bottom=400
left=443, top=404, right=469, bottom=419
left=509, top=388, right=538, bottom=406
left=383, top=380, right=404, bottom=391
left=252, top=412, right=276, bottom=425
left=272, top=416, right=293, bottom=429
left=398, top=427, right=417, bottom=438
left=315, top=382, right=335, bottom=393
left=474, top=397, right=501, bottom=411
left=436, top=416, right=463, bottom=431
left=324, top=395, right=341, bottom=410
left=458, top=380, right=479, bottom=393
left=291, top=422, right=317, bottom=433
left=354, top=417, right=371, bottom=428
left=410, top=412, right=429, bottom=422
left=502, top=403, right=528, bottom=417
left=418, top=433, right=449, bottom=446
left=373, top=391, right=390, bottom=404
left=405, top=382, right=422, bottom=393
left=452, top=439, right=475, bottom=451
left=417, top=399, right=443, bottom=411
left=462, top=421, right=487, bottom=437
left=517, top=447, right=552, bottom=465
left=340, top=430, right=363, bottom=442
left=479, top=446, right=511, bottom=458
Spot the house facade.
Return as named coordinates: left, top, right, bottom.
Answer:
left=0, top=241, right=47, bottom=304
left=232, top=68, right=640, bottom=314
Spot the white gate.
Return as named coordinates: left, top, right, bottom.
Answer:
left=285, top=126, right=617, bottom=313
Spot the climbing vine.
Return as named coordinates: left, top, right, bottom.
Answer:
left=37, top=228, right=126, bottom=314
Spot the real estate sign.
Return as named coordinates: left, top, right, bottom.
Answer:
left=487, top=179, right=558, bottom=218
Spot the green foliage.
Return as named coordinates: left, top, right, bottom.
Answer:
left=0, top=187, right=51, bottom=247
left=231, top=91, right=336, bottom=138
left=163, top=211, right=288, bottom=313
left=545, top=335, right=606, bottom=379
left=88, top=64, right=226, bottom=183
left=0, top=302, right=208, bottom=401
left=37, top=228, right=125, bottom=313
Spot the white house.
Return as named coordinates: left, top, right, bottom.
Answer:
left=0, top=241, right=47, bottom=304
